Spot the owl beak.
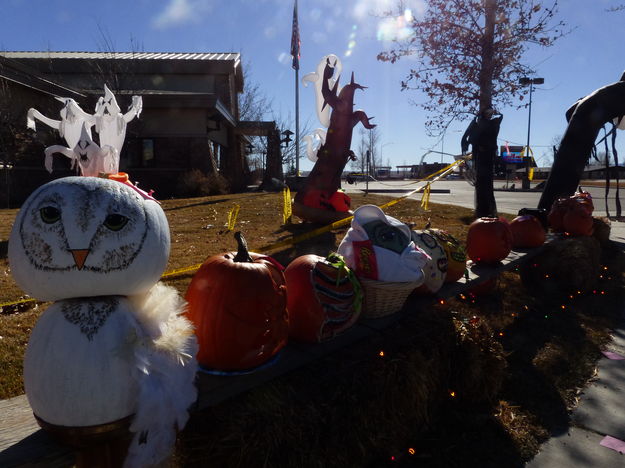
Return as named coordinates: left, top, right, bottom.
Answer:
left=70, top=249, right=90, bottom=270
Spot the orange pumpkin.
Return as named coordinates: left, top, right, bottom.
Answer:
left=185, top=232, right=288, bottom=371
left=509, top=215, right=546, bottom=248
left=466, top=217, right=512, bottom=264
left=548, top=190, right=594, bottom=236
left=284, top=253, right=361, bottom=343
left=562, top=202, right=594, bottom=236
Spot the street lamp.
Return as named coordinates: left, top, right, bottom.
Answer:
left=519, top=76, right=544, bottom=189
left=280, top=129, right=294, bottom=175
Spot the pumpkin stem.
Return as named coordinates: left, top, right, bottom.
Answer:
left=233, top=231, right=253, bottom=262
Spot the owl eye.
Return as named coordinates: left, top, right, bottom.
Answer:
left=40, top=206, right=61, bottom=224
left=103, top=214, right=129, bottom=231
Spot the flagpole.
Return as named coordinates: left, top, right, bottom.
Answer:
left=295, top=67, right=300, bottom=176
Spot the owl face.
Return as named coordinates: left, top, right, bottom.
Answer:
left=9, top=177, right=170, bottom=301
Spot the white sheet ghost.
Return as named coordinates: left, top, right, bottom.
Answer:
left=44, top=122, right=119, bottom=176
left=303, top=128, right=327, bottom=162
left=95, top=84, right=143, bottom=155
left=302, top=54, right=342, bottom=128
left=301, top=54, right=342, bottom=161
left=27, top=97, right=97, bottom=150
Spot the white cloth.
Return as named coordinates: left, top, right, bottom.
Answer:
left=337, top=205, right=430, bottom=282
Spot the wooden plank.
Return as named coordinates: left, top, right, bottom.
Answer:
left=0, top=395, right=73, bottom=467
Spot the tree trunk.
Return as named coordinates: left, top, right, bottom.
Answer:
left=538, top=78, right=625, bottom=211
left=473, top=0, right=497, bottom=218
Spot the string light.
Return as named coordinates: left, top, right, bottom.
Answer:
left=408, top=448, right=416, bottom=455
left=439, top=299, right=446, bottom=305
left=450, top=390, right=456, bottom=397
left=379, top=350, right=385, bottom=357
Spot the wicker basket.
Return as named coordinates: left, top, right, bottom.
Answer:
left=358, top=277, right=421, bottom=319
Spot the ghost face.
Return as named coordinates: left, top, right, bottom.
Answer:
left=96, top=85, right=122, bottom=119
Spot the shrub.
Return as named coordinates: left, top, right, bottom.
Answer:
left=176, top=170, right=230, bottom=197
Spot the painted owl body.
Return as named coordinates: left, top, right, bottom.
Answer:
left=9, top=177, right=197, bottom=468
left=24, top=296, right=141, bottom=426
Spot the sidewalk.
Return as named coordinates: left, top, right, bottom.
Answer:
left=526, top=220, right=625, bottom=467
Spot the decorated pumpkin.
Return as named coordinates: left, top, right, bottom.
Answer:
left=429, top=228, right=467, bottom=283
left=9, top=176, right=197, bottom=467
left=337, top=205, right=429, bottom=283
left=509, top=215, right=546, bottom=248
left=185, top=232, right=289, bottom=371
left=411, top=229, right=448, bottom=293
left=284, top=253, right=362, bottom=343
left=466, top=217, right=513, bottom=264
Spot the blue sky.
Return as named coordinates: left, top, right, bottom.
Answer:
left=1, top=0, right=624, bottom=171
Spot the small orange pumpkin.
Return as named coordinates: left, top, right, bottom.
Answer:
left=466, top=217, right=512, bottom=264
left=509, top=215, right=546, bottom=248
left=185, top=232, right=288, bottom=371
left=548, top=189, right=594, bottom=236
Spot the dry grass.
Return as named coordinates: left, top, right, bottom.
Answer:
left=0, top=191, right=477, bottom=399
left=1, top=189, right=623, bottom=467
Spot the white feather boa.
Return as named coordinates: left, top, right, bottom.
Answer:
left=124, top=283, right=198, bottom=468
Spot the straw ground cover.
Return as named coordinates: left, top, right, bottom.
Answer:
left=1, top=191, right=624, bottom=467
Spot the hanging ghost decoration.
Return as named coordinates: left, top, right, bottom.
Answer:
left=28, top=85, right=142, bottom=176
left=44, top=122, right=119, bottom=176
left=95, top=84, right=143, bottom=155
left=27, top=97, right=96, bottom=151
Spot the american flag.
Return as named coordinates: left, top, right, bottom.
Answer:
left=290, top=0, right=300, bottom=70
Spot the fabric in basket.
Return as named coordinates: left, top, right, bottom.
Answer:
left=337, top=205, right=430, bottom=283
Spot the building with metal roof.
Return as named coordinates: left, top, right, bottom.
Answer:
left=0, top=50, right=271, bottom=204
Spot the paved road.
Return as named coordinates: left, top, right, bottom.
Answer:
left=343, top=179, right=623, bottom=218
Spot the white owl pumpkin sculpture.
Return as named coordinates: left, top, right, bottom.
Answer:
left=9, top=176, right=198, bottom=468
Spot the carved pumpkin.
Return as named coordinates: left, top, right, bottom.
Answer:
left=284, top=253, right=361, bottom=343
left=185, top=232, right=288, bottom=371
left=466, top=217, right=513, bottom=264
left=509, top=215, right=546, bottom=248
left=411, top=230, right=447, bottom=293
left=428, top=228, right=467, bottom=282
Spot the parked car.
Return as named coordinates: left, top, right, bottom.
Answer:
left=344, top=172, right=374, bottom=183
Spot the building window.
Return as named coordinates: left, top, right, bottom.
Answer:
left=142, top=139, right=155, bottom=166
